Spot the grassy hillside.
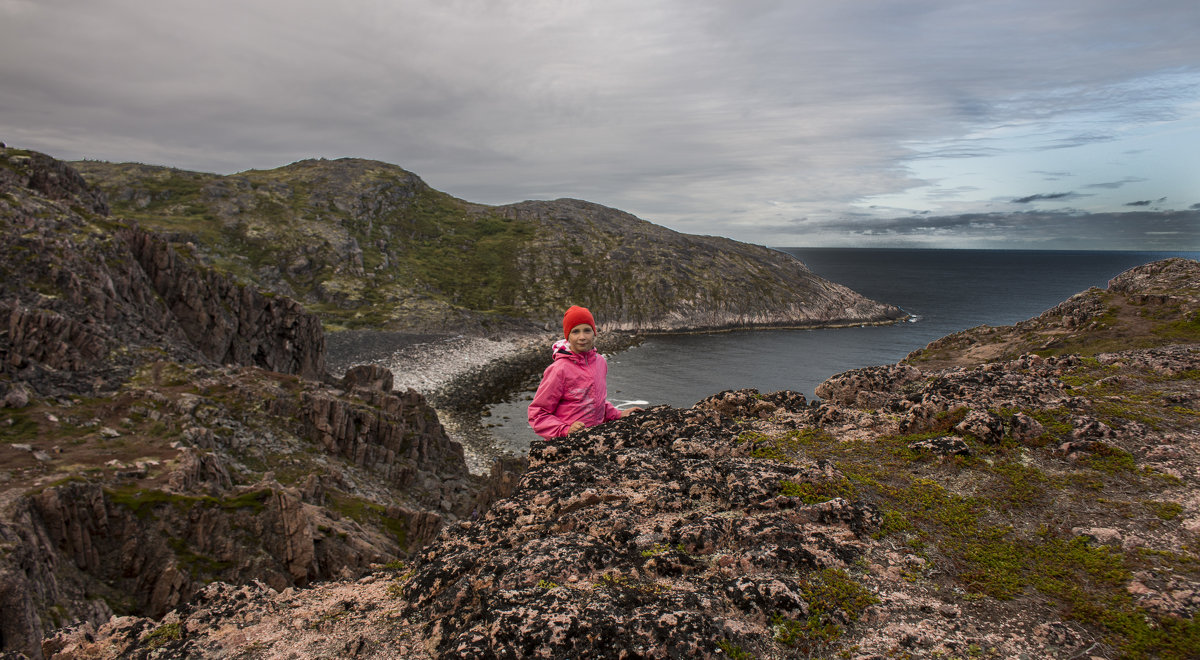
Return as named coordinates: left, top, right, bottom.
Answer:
left=74, top=158, right=903, bottom=334
left=74, top=159, right=534, bottom=331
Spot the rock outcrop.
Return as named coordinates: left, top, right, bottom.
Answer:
left=44, top=258, right=1200, bottom=659
left=74, top=158, right=906, bottom=334
left=121, top=229, right=326, bottom=380
left=904, top=256, right=1200, bottom=369
left=1, top=148, right=324, bottom=393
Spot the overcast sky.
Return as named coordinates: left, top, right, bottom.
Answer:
left=2, top=0, right=1198, bottom=250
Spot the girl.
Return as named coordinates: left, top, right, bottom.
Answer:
left=527, top=305, right=640, bottom=440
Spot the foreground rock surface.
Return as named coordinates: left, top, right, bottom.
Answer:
left=46, top=259, right=1200, bottom=658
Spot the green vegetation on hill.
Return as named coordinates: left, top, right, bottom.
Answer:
left=74, top=159, right=536, bottom=330
left=73, top=158, right=903, bottom=334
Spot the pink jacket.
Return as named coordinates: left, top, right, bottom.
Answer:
left=528, top=339, right=623, bottom=440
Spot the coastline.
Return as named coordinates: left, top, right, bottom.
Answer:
left=325, top=330, right=643, bottom=474
left=326, top=331, right=546, bottom=474
left=323, top=315, right=908, bottom=476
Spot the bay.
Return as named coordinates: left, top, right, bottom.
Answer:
left=485, top=248, right=1199, bottom=448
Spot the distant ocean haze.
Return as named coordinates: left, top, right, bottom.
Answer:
left=486, top=248, right=1200, bottom=450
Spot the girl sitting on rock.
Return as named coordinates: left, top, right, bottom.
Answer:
left=528, top=305, right=640, bottom=440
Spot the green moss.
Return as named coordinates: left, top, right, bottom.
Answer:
left=716, top=639, right=756, bottom=659
left=988, top=461, right=1052, bottom=506
left=167, top=537, right=233, bottom=575
left=739, top=428, right=834, bottom=462
left=144, top=621, right=182, bottom=649
left=780, top=477, right=856, bottom=504
left=1083, top=444, right=1137, bottom=474
left=131, top=361, right=194, bottom=388
left=327, top=491, right=407, bottom=547
left=876, top=509, right=913, bottom=538
left=771, top=568, right=877, bottom=655
left=105, top=487, right=209, bottom=519
left=1141, top=500, right=1183, bottom=521
left=106, top=487, right=273, bottom=520
left=220, top=488, right=273, bottom=514
left=0, top=410, right=40, bottom=444
left=1153, top=310, right=1200, bottom=342
left=958, top=528, right=1026, bottom=599
left=1058, top=357, right=1118, bottom=388
left=1026, top=409, right=1073, bottom=442
left=640, top=543, right=669, bottom=557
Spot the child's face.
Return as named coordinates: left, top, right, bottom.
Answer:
left=567, top=323, right=595, bottom=353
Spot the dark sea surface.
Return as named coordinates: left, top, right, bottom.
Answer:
left=485, top=249, right=1199, bottom=450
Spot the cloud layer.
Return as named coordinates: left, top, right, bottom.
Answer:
left=2, top=0, right=1197, bottom=249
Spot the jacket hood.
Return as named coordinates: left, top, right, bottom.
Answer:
left=551, top=338, right=595, bottom=362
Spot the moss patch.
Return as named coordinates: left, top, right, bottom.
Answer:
left=327, top=490, right=407, bottom=547
left=771, top=568, right=878, bottom=655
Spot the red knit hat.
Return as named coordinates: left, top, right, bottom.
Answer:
left=562, top=305, right=596, bottom=339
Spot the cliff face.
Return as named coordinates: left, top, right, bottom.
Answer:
left=1, top=149, right=325, bottom=392
left=46, top=258, right=1200, bottom=659
left=73, top=158, right=905, bottom=334
left=0, top=148, right=506, bottom=659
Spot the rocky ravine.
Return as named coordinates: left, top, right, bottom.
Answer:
left=45, top=258, right=1200, bottom=658
left=0, top=148, right=522, bottom=658
left=73, top=158, right=906, bottom=334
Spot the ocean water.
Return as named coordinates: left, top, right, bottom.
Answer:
left=485, top=248, right=1199, bottom=449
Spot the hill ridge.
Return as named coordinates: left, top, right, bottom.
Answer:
left=72, top=156, right=905, bottom=334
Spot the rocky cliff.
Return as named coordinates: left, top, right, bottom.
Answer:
left=72, top=158, right=905, bottom=334
left=45, top=258, right=1200, bottom=659
left=1, top=148, right=511, bottom=658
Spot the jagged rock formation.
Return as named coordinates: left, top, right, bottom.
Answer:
left=1, top=149, right=325, bottom=393
left=1, top=147, right=514, bottom=659
left=73, top=158, right=906, bottom=334
left=45, top=258, right=1200, bottom=659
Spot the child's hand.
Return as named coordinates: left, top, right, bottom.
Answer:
left=568, top=421, right=587, bottom=434
left=619, top=407, right=642, bottom=418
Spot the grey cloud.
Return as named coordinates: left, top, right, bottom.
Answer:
left=1125, top=197, right=1167, bottom=207
left=1013, top=192, right=1083, bottom=204
left=1032, top=170, right=1073, bottom=180
left=1036, top=133, right=1117, bottom=151
left=1, top=0, right=1198, bottom=250
left=1086, top=177, right=1147, bottom=190
left=772, top=210, right=1200, bottom=251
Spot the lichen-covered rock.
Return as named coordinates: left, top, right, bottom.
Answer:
left=815, top=364, right=921, bottom=407
left=40, top=326, right=1200, bottom=658
left=397, top=400, right=880, bottom=657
